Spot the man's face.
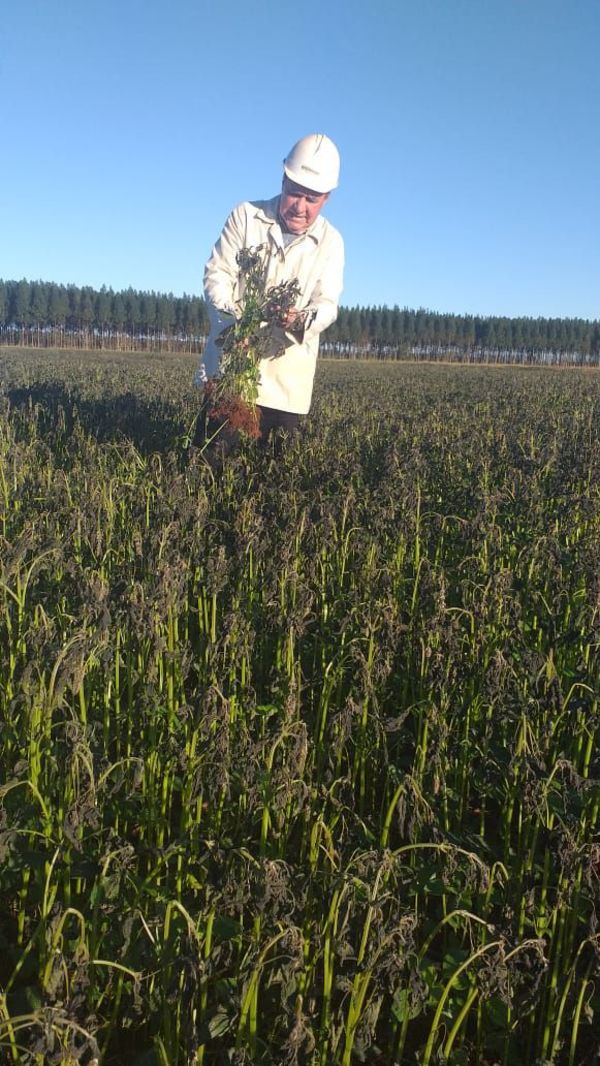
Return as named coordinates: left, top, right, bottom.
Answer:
left=279, top=176, right=329, bottom=234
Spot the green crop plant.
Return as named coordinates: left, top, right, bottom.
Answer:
left=0, top=348, right=598, bottom=1063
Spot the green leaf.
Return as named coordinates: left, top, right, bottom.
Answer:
left=391, top=986, right=423, bottom=1022
left=6, top=984, right=44, bottom=1015
left=212, top=915, right=243, bottom=943
left=208, top=1009, right=233, bottom=1038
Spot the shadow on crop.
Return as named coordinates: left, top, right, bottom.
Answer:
left=6, top=383, right=189, bottom=455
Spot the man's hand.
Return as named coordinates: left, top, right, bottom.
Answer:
left=281, top=308, right=308, bottom=334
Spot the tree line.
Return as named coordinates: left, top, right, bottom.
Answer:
left=0, top=279, right=208, bottom=353
left=328, top=305, right=600, bottom=363
left=1, top=277, right=599, bottom=364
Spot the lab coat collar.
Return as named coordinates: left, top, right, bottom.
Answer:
left=251, top=196, right=324, bottom=251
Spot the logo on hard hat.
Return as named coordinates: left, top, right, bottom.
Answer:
left=283, top=134, right=341, bottom=193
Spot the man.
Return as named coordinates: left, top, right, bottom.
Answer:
left=193, top=133, right=344, bottom=450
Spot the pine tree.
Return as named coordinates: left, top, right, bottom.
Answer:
left=13, top=279, right=31, bottom=327
left=29, top=281, right=48, bottom=328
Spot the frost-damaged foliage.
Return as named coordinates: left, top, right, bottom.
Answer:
left=0, top=350, right=599, bottom=1064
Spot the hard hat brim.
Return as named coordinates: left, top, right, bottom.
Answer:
left=282, top=163, right=337, bottom=195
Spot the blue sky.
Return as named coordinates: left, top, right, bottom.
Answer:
left=2, top=0, right=599, bottom=319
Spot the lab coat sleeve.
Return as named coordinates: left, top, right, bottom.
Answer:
left=203, top=204, right=246, bottom=317
left=303, top=230, right=345, bottom=337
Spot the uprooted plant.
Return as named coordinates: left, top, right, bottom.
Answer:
left=203, top=245, right=301, bottom=439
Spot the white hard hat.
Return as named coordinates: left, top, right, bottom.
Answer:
left=283, top=134, right=340, bottom=194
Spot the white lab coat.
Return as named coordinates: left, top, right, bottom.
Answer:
left=197, top=195, right=344, bottom=414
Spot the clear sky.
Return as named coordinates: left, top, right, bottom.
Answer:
left=2, top=0, right=599, bottom=320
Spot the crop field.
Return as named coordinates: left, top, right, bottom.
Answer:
left=0, top=348, right=599, bottom=1065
